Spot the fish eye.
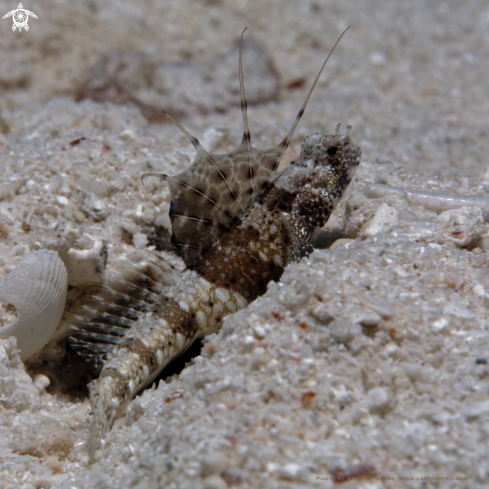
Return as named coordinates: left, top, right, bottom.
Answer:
left=327, top=145, right=337, bottom=156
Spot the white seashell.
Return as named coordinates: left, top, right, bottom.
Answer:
left=0, top=250, right=67, bottom=360
left=60, top=236, right=107, bottom=286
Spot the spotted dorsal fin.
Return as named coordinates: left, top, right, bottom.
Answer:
left=143, top=28, right=349, bottom=266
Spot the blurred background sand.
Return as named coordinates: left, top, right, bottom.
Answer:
left=1, top=0, right=489, bottom=177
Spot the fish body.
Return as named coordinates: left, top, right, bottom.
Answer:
left=69, top=30, right=361, bottom=458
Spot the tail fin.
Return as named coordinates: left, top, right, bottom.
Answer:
left=86, top=374, right=120, bottom=460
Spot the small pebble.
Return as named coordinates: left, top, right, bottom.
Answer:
left=200, top=452, right=228, bottom=476
left=132, top=233, right=148, bottom=249
left=367, top=387, right=390, bottom=413
left=202, top=474, right=227, bottom=489
left=56, top=196, right=70, bottom=206
left=33, top=373, right=50, bottom=393
left=432, top=318, right=448, bottom=332
left=472, top=284, right=485, bottom=297
left=254, top=325, right=266, bottom=338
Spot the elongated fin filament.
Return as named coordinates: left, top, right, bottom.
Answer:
left=279, top=26, right=350, bottom=150
left=238, top=27, right=255, bottom=200
left=239, top=27, right=251, bottom=144
left=161, top=109, right=202, bottom=150
left=159, top=109, right=244, bottom=210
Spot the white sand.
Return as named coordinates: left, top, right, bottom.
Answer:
left=1, top=1, right=489, bottom=487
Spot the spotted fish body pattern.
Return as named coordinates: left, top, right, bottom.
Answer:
left=68, top=29, right=361, bottom=459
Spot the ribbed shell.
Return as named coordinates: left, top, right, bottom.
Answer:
left=0, top=250, right=67, bottom=360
